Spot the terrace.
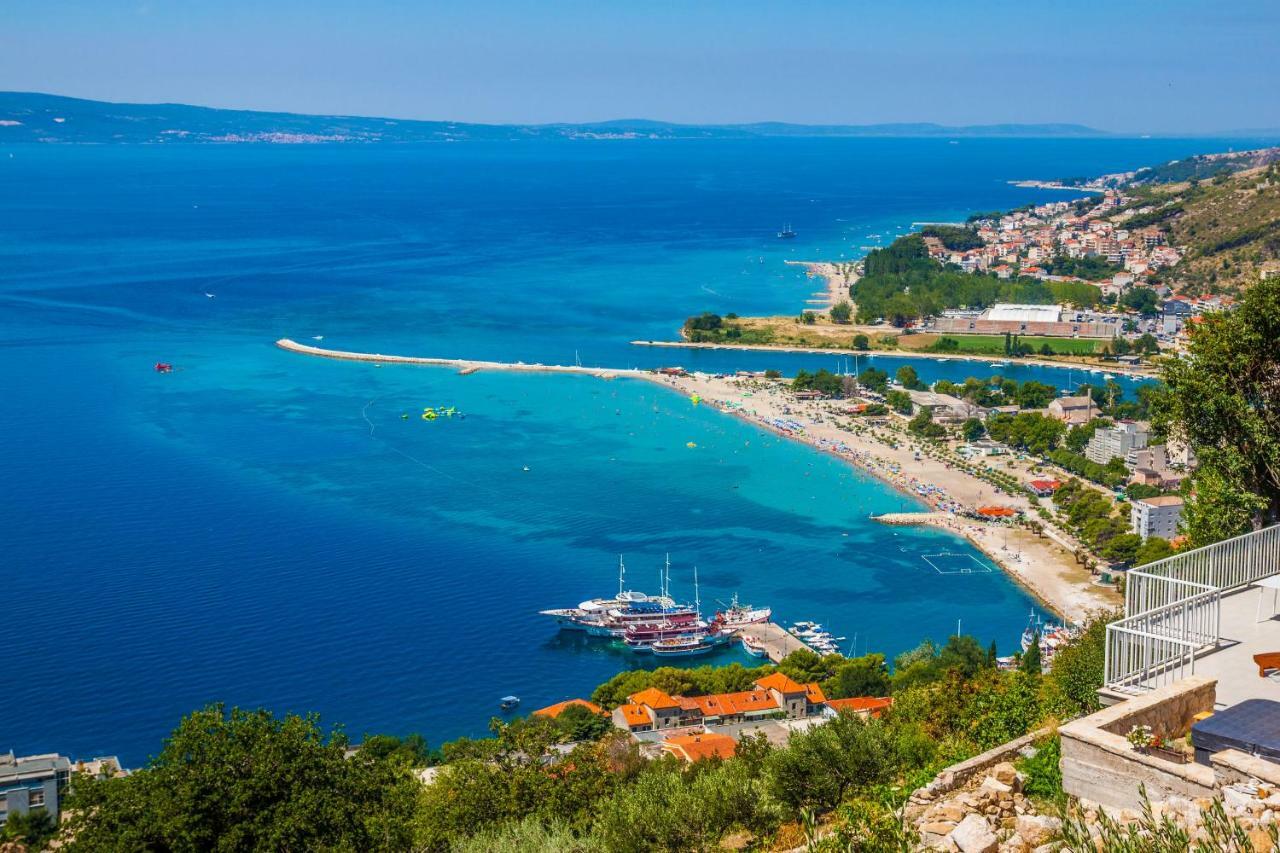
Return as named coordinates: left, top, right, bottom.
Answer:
left=1103, top=524, right=1280, bottom=709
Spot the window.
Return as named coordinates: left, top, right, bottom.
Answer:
left=29, top=789, right=45, bottom=807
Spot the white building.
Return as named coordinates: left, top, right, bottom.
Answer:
left=1130, top=495, right=1184, bottom=540
left=1086, top=421, right=1148, bottom=465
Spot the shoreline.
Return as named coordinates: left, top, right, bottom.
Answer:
left=784, top=260, right=855, bottom=308
left=649, top=371, right=1114, bottom=621
left=630, top=338, right=1156, bottom=378
left=278, top=338, right=1115, bottom=620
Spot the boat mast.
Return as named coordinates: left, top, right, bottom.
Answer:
left=694, top=565, right=700, bottom=615
left=618, top=555, right=625, bottom=598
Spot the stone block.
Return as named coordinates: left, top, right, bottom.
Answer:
left=950, top=813, right=999, bottom=853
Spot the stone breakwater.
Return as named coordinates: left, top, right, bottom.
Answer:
left=275, top=339, right=638, bottom=379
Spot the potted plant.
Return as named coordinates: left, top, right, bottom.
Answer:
left=1126, top=724, right=1155, bottom=753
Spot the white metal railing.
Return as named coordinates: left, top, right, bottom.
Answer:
left=1105, top=524, right=1280, bottom=693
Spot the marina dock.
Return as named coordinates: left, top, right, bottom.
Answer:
left=739, top=622, right=816, bottom=663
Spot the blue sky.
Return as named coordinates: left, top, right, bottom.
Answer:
left=3, top=0, right=1277, bottom=132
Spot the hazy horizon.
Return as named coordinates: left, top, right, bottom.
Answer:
left=3, top=0, right=1278, bottom=135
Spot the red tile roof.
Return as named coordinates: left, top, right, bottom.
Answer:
left=533, top=698, right=605, bottom=719
left=827, top=696, right=894, bottom=718
left=754, top=672, right=807, bottom=695
left=686, top=689, right=778, bottom=717
left=617, top=703, right=651, bottom=727
left=662, top=732, right=737, bottom=762
left=629, top=687, right=679, bottom=710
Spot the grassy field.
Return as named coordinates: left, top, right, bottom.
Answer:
left=898, top=333, right=1101, bottom=356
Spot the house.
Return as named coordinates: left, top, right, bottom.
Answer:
left=660, top=732, right=737, bottom=763
left=612, top=675, right=829, bottom=734
left=1047, top=395, right=1097, bottom=426
left=0, top=752, right=70, bottom=828
left=533, top=699, right=606, bottom=719
left=0, top=751, right=122, bottom=828
left=1027, top=479, right=1062, bottom=498
left=1131, top=495, right=1184, bottom=540
left=612, top=687, right=684, bottom=732
left=905, top=390, right=981, bottom=423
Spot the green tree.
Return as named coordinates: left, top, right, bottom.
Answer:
left=825, top=654, right=891, bottom=699
left=937, top=635, right=994, bottom=679
left=1, top=809, right=57, bottom=848
left=852, top=333, right=870, bottom=351
left=1019, top=634, right=1042, bottom=675
left=961, top=417, right=986, bottom=442
left=62, top=705, right=419, bottom=852
left=1043, top=610, right=1119, bottom=719
left=1120, top=287, right=1159, bottom=314
left=830, top=301, right=853, bottom=324
left=886, top=390, right=914, bottom=415
left=1014, top=380, right=1057, bottom=410
left=359, top=732, right=433, bottom=766
left=554, top=703, right=614, bottom=742
left=895, top=365, right=923, bottom=390
left=1101, top=532, right=1143, bottom=564
left=857, top=367, right=890, bottom=395
left=1135, top=536, right=1176, bottom=566
left=1154, top=277, right=1280, bottom=542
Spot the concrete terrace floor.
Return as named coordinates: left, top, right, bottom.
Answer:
left=1193, top=586, right=1280, bottom=709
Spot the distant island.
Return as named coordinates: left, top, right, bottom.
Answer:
left=0, top=91, right=1111, bottom=144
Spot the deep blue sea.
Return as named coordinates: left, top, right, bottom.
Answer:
left=0, top=137, right=1234, bottom=764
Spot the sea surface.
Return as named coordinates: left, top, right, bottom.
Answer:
left=0, top=137, right=1234, bottom=764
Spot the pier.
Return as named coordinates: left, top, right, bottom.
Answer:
left=738, top=622, right=816, bottom=664
left=871, top=511, right=955, bottom=526
left=275, top=339, right=641, bottom=380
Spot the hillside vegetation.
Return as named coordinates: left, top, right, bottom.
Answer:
left=1125, top=160, right=1280, bottom=294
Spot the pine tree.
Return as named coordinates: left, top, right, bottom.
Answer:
left=1020, top=632, right=1043, bottom=675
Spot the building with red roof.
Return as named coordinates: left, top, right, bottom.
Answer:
left=611, top=674, right=829, bottom=733
left=661, top=732, right=738, bottom=763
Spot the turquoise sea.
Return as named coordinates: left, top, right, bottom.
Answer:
left=0, top=137, right=1231, bottom=764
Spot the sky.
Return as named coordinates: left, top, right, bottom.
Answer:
left=3, top=0, right=1278, bottom=133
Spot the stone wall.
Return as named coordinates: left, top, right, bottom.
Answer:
left=1213, top=749, right=1280, bottom=788
left=908, top=728, right=1050, bottom=804
left=1059, top=676, right=1218, bottom=811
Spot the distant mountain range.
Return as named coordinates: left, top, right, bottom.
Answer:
left=0, top=92, right=1113, bottom=144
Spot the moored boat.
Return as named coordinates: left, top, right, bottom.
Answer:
left=741, top=635, right=768, bottom=658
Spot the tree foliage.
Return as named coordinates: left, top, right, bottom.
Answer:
left=62, top=705, right=420, bottom=852
left=1154, top=276, right=1280, bottom=542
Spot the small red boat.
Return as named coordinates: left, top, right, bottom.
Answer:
left=154, top=362, right=173, bottom=373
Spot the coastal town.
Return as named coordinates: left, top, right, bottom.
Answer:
left=6, top=44, right=1280, bottom=848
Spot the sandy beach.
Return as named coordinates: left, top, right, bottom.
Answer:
left=631, top=338, right=1156, bottom=378
left=649, top=371, right=1120, bottom=621
left=279, top=338, right=1117, bottom=621
left=785, top=260, right=855, bottom=309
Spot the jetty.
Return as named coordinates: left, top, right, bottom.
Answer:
left=871, top=511, right=955, bottom=527
left=739, top=622, right=816, bottom=664
left=276, top=339, right=639, bottom=379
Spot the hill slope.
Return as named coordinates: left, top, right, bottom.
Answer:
left=0, top=91, right=1107, bottom=144
left=1118, top=154, right=1280, bottom=293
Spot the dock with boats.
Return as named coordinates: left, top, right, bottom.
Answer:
left=734, top=621, right=817, bottom=664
